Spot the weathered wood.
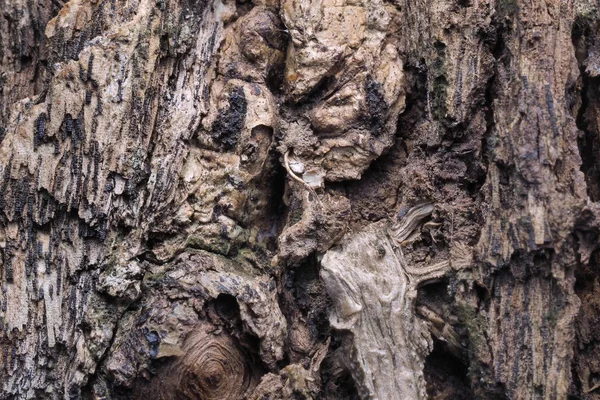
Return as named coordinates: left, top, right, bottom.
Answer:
left=321, top=205, right=460, bottom=400
left=0, top=0, right=598, bottom=399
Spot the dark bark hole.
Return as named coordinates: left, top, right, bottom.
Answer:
left=574, top=72, right=600, bottom=201
left=19, top=55, right=33, bottom=69
left=481, top=60, right=496, bottom=168
left=256, top=154, right=285, bottom=252
left=572, top=14, right=600, bottom=201
left=214, top=293, right=240, bottom=322
left=417, top=280, right=473, bottom=397
left=425, top=338, right=473, bottom=399
left=396, top=62, right=428, bottom=138
left=284, top=256, right=331, bottom=340
left=434, top=40, right=446, bottom=52
left=320, top=335, right=361, bottom=400
left=491, top=21, right=510, bottom=68
left=266, top=58, right=286, bottom=95
left=572, top=249, right=600, bottom=398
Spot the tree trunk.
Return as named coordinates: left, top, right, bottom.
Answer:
left=0, top=0, right=598, bottom=398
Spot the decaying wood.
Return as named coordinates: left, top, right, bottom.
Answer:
left=1, top=0, right=600, bottom=398
left=321, top=204, right=458, bottom=400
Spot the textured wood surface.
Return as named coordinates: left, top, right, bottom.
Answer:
left=0, top=0, right=599, bottom=399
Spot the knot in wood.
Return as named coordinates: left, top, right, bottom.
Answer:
left=144, top=325, right=257, bottom=400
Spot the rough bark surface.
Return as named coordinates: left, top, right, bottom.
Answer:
left=0, top=0, right=599, bottom=399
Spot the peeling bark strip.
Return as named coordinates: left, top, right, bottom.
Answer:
left=0, top=0, right=599, bottom=398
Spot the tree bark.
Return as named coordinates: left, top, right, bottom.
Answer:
left=0, top=0, right=598, bottom=399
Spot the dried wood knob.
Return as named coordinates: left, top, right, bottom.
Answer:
left=141, top=325, right=257, bottom=400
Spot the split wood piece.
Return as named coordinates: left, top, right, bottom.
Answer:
left=321, top=204, right=455, bottom=400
